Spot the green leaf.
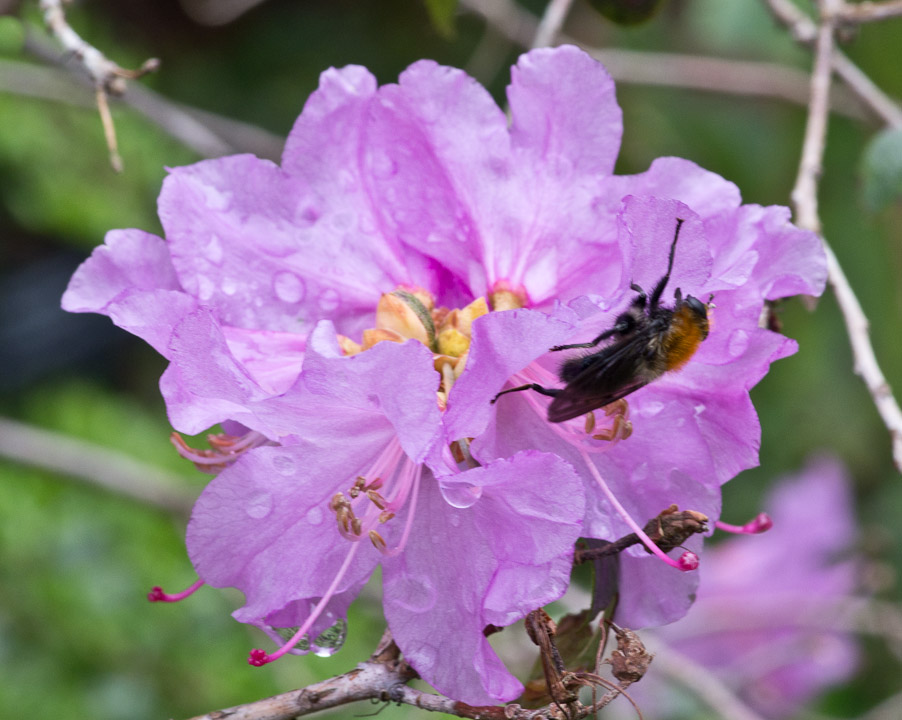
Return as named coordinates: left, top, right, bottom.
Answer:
left=423, top=0, right=458, bottom=39
left=860, top=128, right=902, bottom=213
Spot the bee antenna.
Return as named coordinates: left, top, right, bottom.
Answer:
left=649, top=217, right=685, bottom=309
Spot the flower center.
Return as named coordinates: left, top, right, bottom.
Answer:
left=337, top=283, right=526, bottom=406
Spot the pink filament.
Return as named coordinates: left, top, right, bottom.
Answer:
left=248, top=539, right=361, bottom=666
left=715, top=513, right=773, bottom=535
left=578, top=448, right=692, bottom=571
left=147, top=578, right=205, bottom=602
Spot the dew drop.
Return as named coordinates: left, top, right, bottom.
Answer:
left=196, top=275, right=215, bottom=301
left=411, top=643, right=438, bottom=670
left=331, top=212, right=353, bottom=230
left=246, top=492, right=273, bottom=519
left=205, top=235, right=224, bottom=264
left=299, top=206, right=320, bottom=225
left=305, top=506, right=324, bottom=526
left=440, top=482, right=483, bottom=509
left=318, top=288, right=340, bottom=312
left=273, top=271, right=306, bottom=304
left=370, top=150, right=398, bottom=178
left=271, top=454, right=296, bottom=476
left=312, top=617, right=347, bottom=656
left=391, top=575, right=437, bottom=613
left=221, top=277, right=238, bottom=296
left=641, top=400, right=665, bottom=417
left=727, top=329, right=749, bottom=358
left=338, top=170, right=357, bottom=192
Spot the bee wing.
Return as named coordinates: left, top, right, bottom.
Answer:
left=548, top=334, right=651, bottom=423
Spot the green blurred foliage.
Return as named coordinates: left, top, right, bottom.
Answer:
left=1, top=1, right=900, bottom=719
left=860, top=128, right=902, bottom=213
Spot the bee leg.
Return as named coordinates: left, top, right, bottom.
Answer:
left=550, top=319, right=631, bottom=352
left=630, top=282, right=646, bottom=309
left=491, top=384, right=560, bottom=404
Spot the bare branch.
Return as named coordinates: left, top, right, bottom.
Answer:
left=180, top=654, right=556, bottom=720
left=650, top=649, right=768, bottom=720
left=790, top=4, right=836, bottom=230
left=784, top=1, right=902, bottom=472
left=531, top=0, right=576, bottom=49
left=38, top=0, right=160, bottom=170
left=833, top=0, right=902, bottom=23
left=14, top=32, right=284, bottom=161
left=764, top=0, right=902, bottom=127
left=460, top=0, right=874, bottom=123
left=0, top=416, right=196, bottom=516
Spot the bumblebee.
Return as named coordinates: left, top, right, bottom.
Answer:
left=491, top=218, right=710, bottom=423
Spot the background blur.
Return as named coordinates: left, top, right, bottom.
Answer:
left=1, top=1, right=900, bottom=718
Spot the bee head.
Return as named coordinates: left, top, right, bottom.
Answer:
left=684, top=294, right=712, bottom=340
left=685, top=294, right=708, bottom=320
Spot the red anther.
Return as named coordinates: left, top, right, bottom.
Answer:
left=749, top=512, right=773, bottom=533
left=146, top=578, right=205, bottom=602
left=678, top=551, right=700, bottom=571
left=248, top=649, right=270, bottom=666
left=715, top=513, right=774, bottom=535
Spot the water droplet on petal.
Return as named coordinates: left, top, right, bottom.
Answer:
left=312, top=617, right=347, bottom=656
left=271, top=454, right=296, bottom=475
left=439, top=481, right=483, bottom=509
left=641, top=400, right=665, bottom=417
left=204, top=235, right=224, bottom=265
left=370, top=150, right=398, bottom=178
left=196, top=275, right=215, bottom=301
left=305, top=506, right=323, bottom=526
left=318, top=288, right=340, bottom=313
left=246, top=492, right=273, bottom=519
left=728, top=329, right=749, bottom=358
left=391, top=575, right=437, bottom=613
left=221, top=277, right=238, bottom=296
left=273, top=271, right=306, bottom=304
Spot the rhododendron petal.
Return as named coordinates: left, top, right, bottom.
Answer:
left=508, top=45, right=622, bottom=178
left=445, top=307, right=578, bottom=440
left=383, top=451, right=583, bottom=705
left=62, top=229, right=196, bottom=355
left=188, top=445, right=383, bottom=624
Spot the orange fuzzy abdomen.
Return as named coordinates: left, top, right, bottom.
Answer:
left=662, top=304, right=709, bottom=372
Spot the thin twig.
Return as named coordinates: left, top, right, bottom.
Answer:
left=787, top=0, right=902, bottom=472
left=460, top=0, right=874, bottom=123
left=764, top=0, right=902, bottom=127
left=790, top=3, right=836, bottom=230
left=531, top=0, right=575, bottom=49
left=180, top=655, right=551, bottom=720
left=39, top=0, right=160, bottom=171
left=0, top=416, right=196, bottom=516
left=833, top=0, right=902, bottom=23
left=14, top=34, right=284, bottom=160
left=650, top=649, right=768, bottom=720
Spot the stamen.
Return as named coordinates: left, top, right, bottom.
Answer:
left=365, top=489, right=388, bottom=510
left=249, top=542, right=361, bottom=666
left=170, top=430, right=268, bottom=473
left=585, top=412, right=597, bottom=434
left=578, top=448, right=694, bottom=572
left=382, top=462, right=422, bottom=557
left=715, top=513, right=773, bottom=535
left=369, top=530, right=387, bottom=552
left=147, top=578, right=205, bottom=602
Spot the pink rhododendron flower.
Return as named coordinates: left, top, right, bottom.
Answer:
left=620, top=457, right=861, bottom=718
left=63, top=44, right=826, bottom=703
